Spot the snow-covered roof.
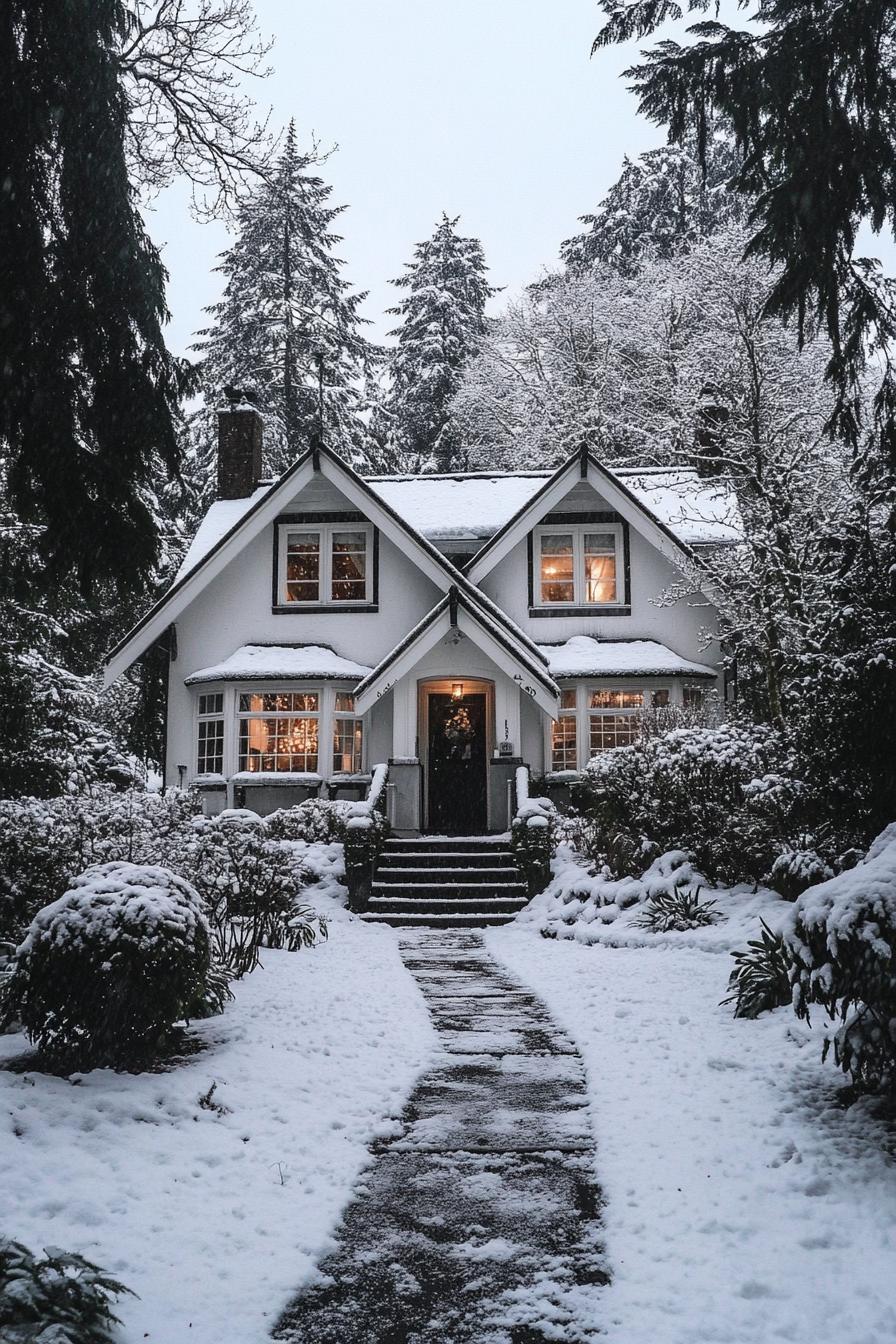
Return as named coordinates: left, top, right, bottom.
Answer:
left=540, top=636, right=718, bottom=679
left=184, top=644, right=373, bottom=685
left=366, top=467, right=739, bottom=547
left=175, top=486, right=272, bottom=582
left=173, top=468, right=739, bottom=589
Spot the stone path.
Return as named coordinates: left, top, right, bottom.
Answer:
left=274, top=930, right=607, bottom=1344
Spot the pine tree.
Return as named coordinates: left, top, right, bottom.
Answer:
left=0, top=1, right=190, bottom=595
left=385, top=214, right=498, bottom=473
left=193, top=122, right=374, bottom=486
left=561, top=129, right=743, bottom=275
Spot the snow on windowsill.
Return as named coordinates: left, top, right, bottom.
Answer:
left=230, top=772, right=323, bottom=786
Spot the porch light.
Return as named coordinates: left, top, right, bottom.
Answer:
left=451, top=682, right=464, bottom=700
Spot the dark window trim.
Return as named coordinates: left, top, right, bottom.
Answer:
left=527, top=518, right=631, bottom=612
left=272, top=514, right=379, bottom=612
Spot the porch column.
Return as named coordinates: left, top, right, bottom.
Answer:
left=389, top=675, right=422, bottom=835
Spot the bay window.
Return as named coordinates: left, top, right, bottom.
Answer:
left=550, top=689, right=578, bottom=771
left=535, top=524, right=623, bottom=608
left=332, top=692, right=364, bottom=773
left=587, top=689, right=643, bottom=752
left=238, top=692, right=320, bottom=773
left=196, top=693, right=224, bottom=774
left=278, top=522, right=373, bottom=606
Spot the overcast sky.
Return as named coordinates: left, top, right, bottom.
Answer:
left=147, top=0, right=896, bottom=359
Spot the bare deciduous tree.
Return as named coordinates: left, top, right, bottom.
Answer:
left=118, top=0, right=273, bottom=215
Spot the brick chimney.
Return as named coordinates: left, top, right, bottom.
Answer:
left=217, top=405, right=263, bottom=499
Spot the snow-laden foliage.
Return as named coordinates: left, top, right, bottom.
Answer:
left=0, top=1237, right=133, bottom=1344
left=0, top=788, right=202, bottom=942
left=265, top=797, right=351, bottom=844
left=769, top=843, right=834, bottom=903
left=785, top=824, right=896, bottom=1094
left=574, top=721, right=799, bottom=884
left=561, top=127, right=744, bottom=275
left=384, top=213, right=498, bottom=472
left=5, top=862, right=220, bottom=1070
left=724, top=920, right=793, bottom=1020
left=190, top=121, right=375, bottom=496
left=185, top=809, right=327, bottom=978
left=533, top=848, right=707, bottom=943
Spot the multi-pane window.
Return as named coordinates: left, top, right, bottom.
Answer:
left=332, top=692, right=364, bottom=773
left=588, top=689, right=643, bottom=753
left=280, top=523, right=372, bottom=605
left=536, top=525, right=622, bottom=606
left=550, top=689, right=578, bottom=771
left=197, top=693, right=224, bottom=774
left=238, top=691, right=320, bottom=773
left=683, top=684, right=706, bottom=710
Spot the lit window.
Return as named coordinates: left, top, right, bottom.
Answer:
left=280, top=523, right=373, bottom=605
left=683, top=684, right=706, bottom=710
left=536, top=525, right=622, bottom=606
left=238, top=691, right=319, bottom=773
left=332, top=692, right=364, bottom=773
left=550, top=688, right=578, bottom=771
left=588, top=688, right=643, bottom=754
left=197, top=693, right=224, bottom=774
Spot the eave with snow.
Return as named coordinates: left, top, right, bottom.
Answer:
left=104, top=407, right=737, bottom=833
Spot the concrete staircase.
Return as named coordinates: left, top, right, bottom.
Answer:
left=359, top=837, right=529, bottom=927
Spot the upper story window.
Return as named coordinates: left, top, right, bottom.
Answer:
left=535, top=524, right=623, bottom=607
left=277, top=521, right=374, bottom=606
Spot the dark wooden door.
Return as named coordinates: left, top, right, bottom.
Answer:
left=427, top=693, right=488, bottom=834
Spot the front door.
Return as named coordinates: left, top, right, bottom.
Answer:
left=427, top=693, right=488, bottom=834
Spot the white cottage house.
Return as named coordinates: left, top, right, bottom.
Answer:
left=104, top=407, right=738, bottom=836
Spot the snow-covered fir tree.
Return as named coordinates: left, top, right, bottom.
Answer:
left=385, top=214, right=498, bottom=472
left=560, top=129, right=743, bottom=276
left=191, top=122, right=375, bottom=498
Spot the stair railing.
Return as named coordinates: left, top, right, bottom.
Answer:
left=344, top=763, right=390, bottom=913
left=510, top=764, right=555, bottom=898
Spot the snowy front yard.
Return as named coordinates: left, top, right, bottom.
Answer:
left=487, top=926, right=896, bottom=1344
left=0, top=919, right=435, bottom=1344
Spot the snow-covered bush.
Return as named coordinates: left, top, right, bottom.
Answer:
left=5, top=863, right=220, bottom=1070
left=535, top=848, right=705, bottom=942
left=0, top=1237, right=133, bottom=1343
left=0, top=789, right=202, bottom=943
left=632, top=884, right=722, bottom=932
left=724, top=921, right=793, bottom=1019
left=511, top=776, right=556, bottom=896
left=574, top=721, right=799, bottom=883
left=785, top=824, right=896, bottom=1093
left=266, top=798, right=350, bottom=844
left=186, top=810, right=326, bottom=977
left=769, top=842, right=834, bottom=901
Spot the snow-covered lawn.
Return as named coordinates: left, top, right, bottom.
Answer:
left=0, top=918, right=435, bottom=1344
left=487, top=925, right=896, bottom=1344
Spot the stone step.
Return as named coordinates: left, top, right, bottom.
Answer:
left=384, top=838, right=511, bottom=854
left=359, top=911, right=521, bottom=927
left=368, top=894, right=528, bottom=915
left=378, top=851, right=517, bottom=869
left=371, top=881, right=528, bottom=901
left=374, top=865, right=524, bottom=885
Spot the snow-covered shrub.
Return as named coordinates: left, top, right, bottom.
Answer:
left=724, top=921, right=793, bottom=1018
left=511, top=786, right=556, bottom=897
left=6, top=863, right=220, bottom=1070
left=632, top=883, right=722, bottom=932
left=785, top=824, right=896, bottom=1093
left=266, top=798, right=349, bottom=844
left=574, top=721, right=798, bottom=883
left=769, top=842, right=834, bottom=901
left=0, top=1237, right=133, bottom=1343
left=0, top=789, right=202, bottom=943
left=186, top=810, right=326, bottom=977
left=535, top=848, right=705, bottom=941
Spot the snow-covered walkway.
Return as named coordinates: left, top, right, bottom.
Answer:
left=274, top=930, right=607, bottom=1343
left=486, top=928, right=896, bottom=1344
